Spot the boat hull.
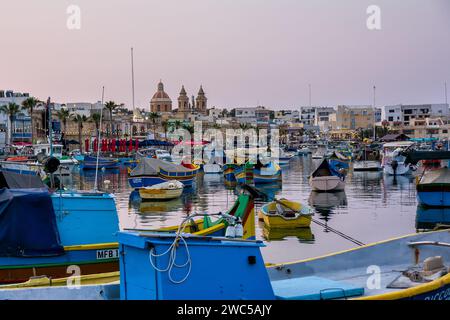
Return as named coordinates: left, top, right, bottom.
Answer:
left=139, top=186, right=183, bottom=201
left=203, top=164, right=222, bottom=174
left=128, top=175, right=194, bottom=188
left=0, top=244, right=119, bottom=285
left=417, top=191, right=450, bottom=207
left=309, top=176, right=345, bottom=192
left=353, top=161, right=382, bottom=172
left=260, top=200, right=312, bottom=228
left=383, top=163, right=411, bottom=175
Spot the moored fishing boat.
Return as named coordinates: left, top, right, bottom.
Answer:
left=353, top=160, right=382, bottom=171
left=253, top=161, right=282, bottom=184
left=223, top=163, right=238, bottom=182
left=233, top=162, right=254, bottom=185
left=416, top=167, right=450, bottom=207
left=138, top=180, right=184, bottom=201
left=151, top=192, right=255, bottom=240
left=128, top=157, right=198, bottom=188
left=117, top=228, right=450, bottom=300
left=259, top=199, right=313, bottom=228
left=203, top=163, right=222, bottom=174
left=309, top=158, right=346, bottom=192
left=381, top=141, right=415, bottom=175
left=0, top=188, right=120, bottom=284
left=81, top=155, right=119, bottom=170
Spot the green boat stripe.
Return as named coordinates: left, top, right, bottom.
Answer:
left=0, top=259, right=118, bottom=270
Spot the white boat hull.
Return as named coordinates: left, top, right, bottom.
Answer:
left=353, top=161, right=382, bottom=172
left=203, top=164, right=223, bottom=174
left=309, top=176, right=345, bottom=192
left=138, top=181, right=184, bottom=201
left=383, top=163, right=411, bottom=175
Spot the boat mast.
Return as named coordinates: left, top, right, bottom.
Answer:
left=47, top=97, right=53, bottom=156
left=94, top=86, right=105, bottom=192
left=130, top=47, right=135, bottom=140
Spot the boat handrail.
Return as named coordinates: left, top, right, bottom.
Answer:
left=408, top=241, right=450, bottom=248
left=0, top=160, right=43, bottom=166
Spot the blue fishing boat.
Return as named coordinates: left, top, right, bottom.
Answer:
left=117, top=229, right=450, bottom=300
left=253, top=161, right=282, bottom=184
left=81, top=155, right=119, bottom=170
left=327, top=151, right=349, bottom=173
left=416, top=168, right=450, bottom=207
left=0, top=188, right=119, bottom=284
left=416, top=206, right=450, bottom=230
left=233, top=162, right=254, bottom=185
left=128, top=158, right=198, bottom=189
left=223, top=163, right=238, bottom=182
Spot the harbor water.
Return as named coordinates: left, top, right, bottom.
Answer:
left=67, top=156, right=420, bottom=265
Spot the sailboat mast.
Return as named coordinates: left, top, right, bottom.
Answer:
left=131, top=47, right=135, bottom=140
left=94, top=86, right=105, bottom=192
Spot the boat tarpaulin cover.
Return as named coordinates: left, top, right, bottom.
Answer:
left=0, top=188, right=64, bottom=257
left=130, top=157, right=193, bottom=177
left=419, top=168, right=450, bottom=185
left=0, top=171, right=46, bottom=189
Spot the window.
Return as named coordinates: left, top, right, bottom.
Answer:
left=389, top=109, right=395, bottom=113
left=388, top=117, right=394, bottom=121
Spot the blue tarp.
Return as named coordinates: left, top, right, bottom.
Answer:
left=0, top=188, right=64, bottom=257
left=138, top=139, right=174, bottom=147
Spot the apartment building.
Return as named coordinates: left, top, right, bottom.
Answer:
left=382, top=104, right=450, bottom=126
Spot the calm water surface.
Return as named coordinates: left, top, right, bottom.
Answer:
left=68, top=156, right=421, bottom=264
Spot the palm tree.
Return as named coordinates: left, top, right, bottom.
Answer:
left=161, top=120, right=170, bottom=140
left=21, top=97, right=39, bottom=143
left=56, top=109, right=71, bottom=134
left=90, top=113, right=101, bottom=136
left=72, top=114, right=88, bottom=152
left=148, top=112, right=160, bottom=138
left=104, top=101, right=118, bottom=137
left=0, top=102, right=21, bottom=145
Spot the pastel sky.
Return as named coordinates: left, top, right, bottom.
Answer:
left=1, top=0, right=449, bottom=110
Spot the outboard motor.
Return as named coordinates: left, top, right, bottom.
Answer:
left=43, top=156, right=60, bottom=174
left=391, top=159, right=398, bottom=175
left=42, top=156, right=61, bottom=189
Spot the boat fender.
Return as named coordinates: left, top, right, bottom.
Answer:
left=235, top=220, right=244, bottom=238
left=225, top=225, right=236, bottom=238
left=168, top=182, right=176, bottom=189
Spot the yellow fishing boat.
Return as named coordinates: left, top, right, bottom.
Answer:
left=259, top=199, right=313, bottom=228
left=138, top=180, right=184, bottom=201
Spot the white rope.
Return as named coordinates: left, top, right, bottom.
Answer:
left=148, top=213, right=200, bottom=284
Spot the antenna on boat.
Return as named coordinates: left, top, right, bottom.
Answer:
left=130, top=47, right=135, bottom=141
left=94, top=86, right=105, bottom=192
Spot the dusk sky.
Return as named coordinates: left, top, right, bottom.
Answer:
left=1, top=0, right=449, bottom=110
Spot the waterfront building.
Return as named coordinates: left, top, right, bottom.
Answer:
left=330, top=105, right=375, bottom=130
left=299, top=107, right=316, bottom=127
left=314, top=107, right=335, bottom=131
left=382, top=103, right=450, bottom=126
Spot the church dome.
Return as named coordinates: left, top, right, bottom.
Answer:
left=151, top=81, right=171, bottom=101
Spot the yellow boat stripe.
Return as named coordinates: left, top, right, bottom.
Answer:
left=354, top=272, right=450, bottom=300
left=63, top=243, right=118, bottom=251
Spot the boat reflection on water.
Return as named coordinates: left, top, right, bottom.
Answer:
left=383, top=174, right=414, bottom=189
left=262, top=225, right=315, bottom=243
left=308, top=191, right=347, bottom=227
left=139, top=198, right=184, bottom=214
left=254, top=182, right=282, bottom=201
left=416, top=205, right=450, bottom=230
left=128, top=190, right=184, bottom=214
left=308, top=191, right=347, bottom=209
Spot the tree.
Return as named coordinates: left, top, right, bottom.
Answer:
left=149, top=112, right=160, bottom=138
left=21, top=97, right=39, bottom=143
left=104, top=101, right=118, bottom=137
left=90, top=113, right=101, bottom=136
left=0, top=103, right=21, bottom=145
left=72, top=114, right=88, bottom=152
left=161, top=120, right=170, bottom=140
left=56, top=109, right=71, bottom=134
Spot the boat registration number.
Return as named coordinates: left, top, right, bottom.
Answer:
left=96, top=249, right=119, bottom=260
